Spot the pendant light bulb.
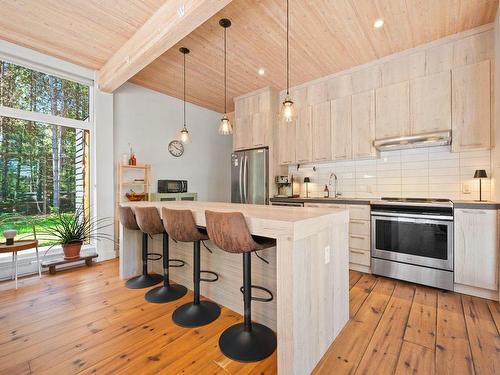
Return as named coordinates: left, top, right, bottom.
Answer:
left=219, top=113, right=232, bottom=135
left=282, top=0, right=294, bottom=123
left=282, top=95, right=294, bottom=122
left=180, top=126, right=190, bottom=143
left=179, top=47, right=191, bottom=143
left=219, top=18, right=232, bottom=136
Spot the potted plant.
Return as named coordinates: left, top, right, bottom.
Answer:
left=43, top=207, right=113, bottom=259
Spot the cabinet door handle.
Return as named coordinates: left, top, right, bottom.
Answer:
left=350, top=220, right=366, bottom=224
left=462, top=210, right=486, bottom=214
left=350, top=249, right=366, bottom=255
left=350, top=235, right=366, bottom=240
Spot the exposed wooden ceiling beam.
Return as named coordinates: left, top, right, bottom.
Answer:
left=97, top=0, right=233, bottom=92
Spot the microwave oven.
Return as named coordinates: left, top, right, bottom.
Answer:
left=158, top=180, right=188, bottom=193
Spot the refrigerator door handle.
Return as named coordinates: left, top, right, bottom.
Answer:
left=243, top=154, right=248, bottom=204
left=239, top=155, right=244, bottom=203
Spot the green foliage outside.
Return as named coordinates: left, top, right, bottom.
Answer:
left=0, top=59, right=90, bottom=224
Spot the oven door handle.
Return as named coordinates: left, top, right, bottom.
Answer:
left=371, top=212, right=454, bottom=221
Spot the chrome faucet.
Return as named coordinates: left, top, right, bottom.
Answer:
left=328, top=173, right=341, bottom=198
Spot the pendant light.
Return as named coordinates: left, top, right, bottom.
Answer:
left=179, top=47, right=190, bottom=143
left=282, top=0, right=294, bottom=122
left=219, top=18, right=232, bottom=135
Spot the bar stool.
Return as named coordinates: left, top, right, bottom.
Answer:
left=205, top=210, right=277, bottom=362
left=119, top=206, right=162, bottom=289
left=139, top=207, right=188, bottom=303
left=163, top=208, right=221, bottom=327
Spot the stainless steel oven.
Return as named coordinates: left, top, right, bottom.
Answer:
left=371, top=198, right=454, bottom=290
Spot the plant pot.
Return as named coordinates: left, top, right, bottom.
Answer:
left=62, top=242, right=83, bottom=260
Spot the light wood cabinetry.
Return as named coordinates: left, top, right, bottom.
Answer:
left=351, top=90, right=377, bottom=159
left=278, top=117, right=296, bottom=165
left=331, top=96, right=352, bottom=160
left=375, top=81, right=410, bottom=139
left=410, top=71, right=451, bottom=134
left=233, top=88, right=276, bottom=151
left=251, top=111, right=269, bottom=148
left=295, top=106, right=313, bottom=164
left=304, top=203, right=371, bottom=271
left=454, top=208, right=498, bottom=292
left=451, top=60, right=491, bottom=152
left=312, top=101, right=331, bottom=162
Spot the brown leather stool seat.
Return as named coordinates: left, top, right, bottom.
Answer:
left=205, top=210, right=277, bottom=363
left=120, top=207, right=162, bottom=289
left=163, top=208, right=221, bottom=327
left=132, top=207, right=187, bottom=302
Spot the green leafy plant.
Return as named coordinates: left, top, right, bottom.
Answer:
left=39, top=206, right=114, bottom=246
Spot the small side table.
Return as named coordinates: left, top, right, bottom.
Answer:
left=0, top=240, right=41, bottom=289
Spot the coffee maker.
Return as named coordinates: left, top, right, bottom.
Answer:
left=275, top=175, right=293, bottom=197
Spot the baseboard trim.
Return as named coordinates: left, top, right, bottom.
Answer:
left=454, top=283, right=498, bottom=301
left=349, top=263, right=371, bottom=273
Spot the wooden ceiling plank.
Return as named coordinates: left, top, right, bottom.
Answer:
left=97, top=0, right=234, bottom=92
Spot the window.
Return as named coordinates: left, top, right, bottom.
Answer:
left=0, top=60, right=91, bottom=247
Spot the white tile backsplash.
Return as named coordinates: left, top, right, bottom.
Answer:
left=289, top=146, right=491, bottom=200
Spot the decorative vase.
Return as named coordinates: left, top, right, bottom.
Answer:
left=3, top=229, right=17, bottom=245
left=62, top=241, right=83, bottom=259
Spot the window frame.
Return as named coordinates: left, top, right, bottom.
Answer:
left=0, top=53, right=97, bottom=269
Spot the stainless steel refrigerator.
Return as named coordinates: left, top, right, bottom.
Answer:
left=231, top=148, right=268, bottom=205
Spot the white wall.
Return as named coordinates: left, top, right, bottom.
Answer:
left=114, top=83, right=232, bottom=202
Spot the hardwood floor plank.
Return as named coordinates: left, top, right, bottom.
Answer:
left=349, top=271, right=363, bottom=289
left=349, top=274, right=379, bottom=318
left=462, top=295, right=500, bottom=375
left=2, top=260, right=498, bottom=375
left=28, top=297, right=187, bottom=374
left=394, top=341, right=435, bottom=375
left=355, top=282, right=415, bottom=375
left=436, top=291, right=475, bottom=375
left=404, top=286, right=437, bottom=349
left=486, top=300, right=500, bottom=333
left=312, top=278, right=396, bottom=374
left=111, top=310, right=241, bottom=375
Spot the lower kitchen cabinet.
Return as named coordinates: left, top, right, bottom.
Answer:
left=454, top=208, right=498, bottom=293
left=305, top=202, right=371, bottom=272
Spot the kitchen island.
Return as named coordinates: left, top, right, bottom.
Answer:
left=119, top=201, right=349, bottom=375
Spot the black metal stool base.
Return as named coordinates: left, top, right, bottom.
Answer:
left=219, top=322, right=277, bottom=362
left=172, top=301, right=221, bottom=327
left=125, top=274, right=163, bottom=289
left=144, top=284, right=187, bottom=303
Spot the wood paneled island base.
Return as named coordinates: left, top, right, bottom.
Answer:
left=119, top=201, right=349, bottom=375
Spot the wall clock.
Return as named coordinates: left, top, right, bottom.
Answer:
left=168, top=140, right=184, bottom=157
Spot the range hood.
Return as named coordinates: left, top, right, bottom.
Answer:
left=373, top=131, right=451, bottom=151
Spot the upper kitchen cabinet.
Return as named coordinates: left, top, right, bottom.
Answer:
left=251, top=112, right=270, bottom=148
left=451, top=60, right=491, bottom=152
left=410, top=71, right=451, bottom=134
left=375, top=81, right=410, bottom=140
left=331, top=96, right=352, bottom=160
left=233, top=87, right=278, bottom=151
left=278, top=116, right=296, bottom=165
left=233, top=115, right=252, bottom=151
left=312, top=101, right=331, bottom=161
left=295, top=106, right=313, bottom=164
left=351, top=90, right=377, bottom=159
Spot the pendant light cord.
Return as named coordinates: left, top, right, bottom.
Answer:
left=286, top=0, right=290, bottom=96
left=183, top=51, right=186, bottom=127
left=224, top=26, right=227, bottom=114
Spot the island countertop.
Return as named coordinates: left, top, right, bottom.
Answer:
left=119, top=200, right=349, bottom=375
left=120, top=200, right=347, bottom=240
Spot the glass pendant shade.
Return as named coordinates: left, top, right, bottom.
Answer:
left=282, top=95, right=294, bottom=123
left=180, top=126, right=190, bottom=143
left=218, top=113, right=232, bottom=135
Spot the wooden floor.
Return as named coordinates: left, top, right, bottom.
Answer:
left=0, top=260, right=498, bottom=375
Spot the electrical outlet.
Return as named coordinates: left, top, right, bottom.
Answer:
left=462, top=183, right=471, bottom=194
left=324, top=246, right=330, bottom=264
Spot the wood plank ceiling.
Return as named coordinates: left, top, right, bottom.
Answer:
left=0, top=0, right=497, bottom=112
